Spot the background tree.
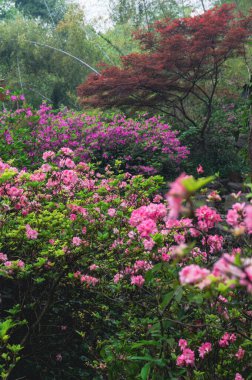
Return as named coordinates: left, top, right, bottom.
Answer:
left=15, top=0, right=66, bottom=23
left=78, top=5, right=252, bottom=150
left=0, top=4, right=102, bottom=107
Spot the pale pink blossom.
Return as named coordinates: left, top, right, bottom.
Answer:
left=89, top=264, right=99, bottom=271
left=108, top=208, right=116, bottom=217
left=226, top=203, right=246, bottom=228
left=179, top=264, right=210, bottom=285
left=72, top=237, right=82, bottom=246
left=143, top=238, right=155, bottom=251
left=61, top=147, right=74, bottom=156
left=42, top=151, right=55, bottom=161
left=245, top=205, right=252, bottom=234
left=166, top=174, right=190, bottom=219
left=235, top=347, right=245, bottom=360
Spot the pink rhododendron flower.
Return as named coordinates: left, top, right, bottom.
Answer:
left=72, top=237, right=82, bottom=246
left=108, top=208, right=116, bottom=217
left=176, top=348, right=195, bottom=367
left=207, top=191, right=221, bottom=202
left=166, top=174, right=190, bottom=219
left=219, top=332, right=236, bottom=348
left=114, top=273, right=123, bottom=284
left=178, top=339, right=188, bottom=350
left=197, top=164, right=204, bottom=174
left=70, top=214, right=77, bottom=221
left=30, top=172, right=46, bottom=182
left=137, top=219, right=157, bottom=238
left=226, top=203, right=246, bottom=228
left=0, top=253, right=7, bottom=262
left=213, top=254, right=245, bottom=281
left=245, top=205, right=252, bottom=234
left=61, top=147, right=74, bottom=156
left=40, top=163, right=52, bottom=172
left=17, top=260, right=25, bottom=268
left=179, top=264, right=210, bottom=285
left=235, top=347, right=245, bottom=360
left=198, top=342, right=212, bottom=358
left=25, top=224, right=38, bottom=239
left=143, top=238, right=155, bottom=251
left=205, top=234, right=224, bottom=253
left=80, top=275, right=99, bottom=286
left=42, top=151, right=55, bottom=161
left=131, top=275, right=145, bottom=287
left=89, top=264, right=99, bottom=271
left=196, top=205, right=221, bottom=231
left=235, top=374, right=244, bottom=380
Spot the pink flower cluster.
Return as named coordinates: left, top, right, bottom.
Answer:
left=177, top=339, right=212, bottom=367
left=74, top=271, right=99, bottom=286
left=219, top=332, right=236, bottom=348
left=179, top=264, right=210, bottom=287
left=195, top=205, right=222, bottom=231
left=129, top=203, right=166, bottom=237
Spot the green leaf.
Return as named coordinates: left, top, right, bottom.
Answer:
left=160, top=291, right=175, bottom=310
left=0, top=320, right=14, bottom=340
left=182, top=176, right=215, bottom=193
left=131, top=340, right=159, bottom=349
left=141, top=363, right=151, bottom=380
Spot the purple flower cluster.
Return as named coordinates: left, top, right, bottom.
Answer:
left=1, top=102, right=189, bottom=175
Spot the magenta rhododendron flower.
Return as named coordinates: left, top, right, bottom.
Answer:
left=235, top=373, right=244, bottom=380
left=178, top=339, right=188, bottom=350
left=196, top=205, right=221, bottom=231
left=130, top=275, right=145, bottom=287
left=176, top=348, right=195, bottom=367
left=197, top=164, right=204, bottom=174
left=219, top=332, right=236, bottom=348
left=198, top=342, right=212, bottom=358
left=235, top=347, right=245, bottom=360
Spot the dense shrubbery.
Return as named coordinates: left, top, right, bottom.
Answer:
left=0, top=148, right=251, bottom=378
left=0, top=95, right=189, bottom=177
left=0, top=93, right=252, bottom=380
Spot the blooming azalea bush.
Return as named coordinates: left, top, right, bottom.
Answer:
left=0, top=147, right=166, bottom=379
left=0, top=147, right=251, bottom=379
left=1, top=91, right=252, bottom=380
left=0, top=92, right=189, bottom=177
left=102, top=174, right=252, bottom=380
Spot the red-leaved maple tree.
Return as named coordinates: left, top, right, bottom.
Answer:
left=77, top=4, right=252, bottom=141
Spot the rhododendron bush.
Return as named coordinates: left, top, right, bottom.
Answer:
left=0, top=145, right=251, bottom=379
left=0, top=94, right=189, bottom=177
